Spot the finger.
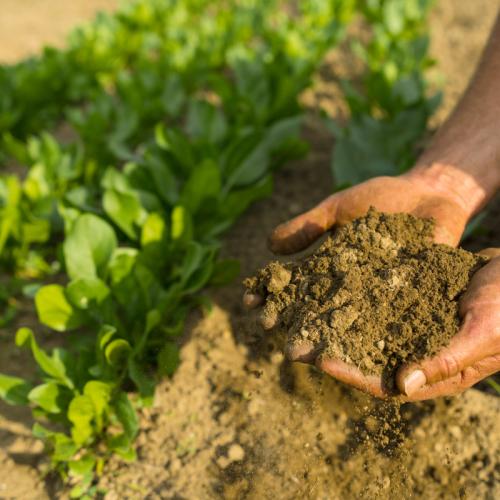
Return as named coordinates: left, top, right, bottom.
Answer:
left=243, top=291, right=263, bottom=309
left=396, top=308, right=498, bottom=397
left=403, top=354, right=500, bottom=401
left=316, top=357, right=387, bottom=398
left=478, top=247, right=500, bottom=259
left=459, top=257, right=500, bottom=312
left=269, top=194, right=340, bottom=254
left=285, top=340, right=317, bottom=363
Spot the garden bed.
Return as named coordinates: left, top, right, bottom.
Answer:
left=0, top=1, right=499, bottom=498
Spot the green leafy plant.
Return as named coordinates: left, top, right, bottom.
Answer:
left=0, top=0, right=358, bottom=493
left=329, top=0, right=440, bottom=185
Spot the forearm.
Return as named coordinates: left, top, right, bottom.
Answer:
left=406, top=12, right=500, bottom=218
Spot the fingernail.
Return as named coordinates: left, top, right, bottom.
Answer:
left=403, top=370, right=426, bottom=396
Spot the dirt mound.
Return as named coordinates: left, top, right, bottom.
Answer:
left=246, top=209, right=486, bottom=391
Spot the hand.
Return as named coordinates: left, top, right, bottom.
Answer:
left=269, top=174, right=471, bottom=255
left=394, top=248, right=500, bottom=400
left=244, top=174, right=496, bottom=400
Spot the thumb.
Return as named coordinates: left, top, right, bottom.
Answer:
left=317, top=357, right=386, bottom=398
left=269, top=194, right=340, bottom=254
left=396, top=309, right=493, bottom=397
left=478, top=247, right=500, bottom=259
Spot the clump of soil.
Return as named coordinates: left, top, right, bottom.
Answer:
left=245, top=208, right=487, bottom=391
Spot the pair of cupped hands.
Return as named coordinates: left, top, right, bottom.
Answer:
left=243, top=175, right=500, bottom=401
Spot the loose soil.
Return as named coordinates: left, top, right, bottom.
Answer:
left=0, top=1, right=499, bottom=499
left=245, top=209, right=487, bottom=391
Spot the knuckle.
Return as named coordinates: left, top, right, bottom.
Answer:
left=436, top=354, right=460, bottom=380
left=459, top=366, right=481, bottom=389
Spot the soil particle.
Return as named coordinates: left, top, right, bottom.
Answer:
left=246, top=208, right=487, bottom=391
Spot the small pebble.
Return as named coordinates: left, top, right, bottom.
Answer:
left=363, top=356, right=374, bottom=369
left=365, top=416, right=379, bottom=433
left=170, top=458, right=181, bottom=473
left=228, top=444, right=245, bottom=462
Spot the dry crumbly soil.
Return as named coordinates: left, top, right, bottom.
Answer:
left=245, top=209, right=486, bottom=392
left=0, top=1, right=500, bottom=499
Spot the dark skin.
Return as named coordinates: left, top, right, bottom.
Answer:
left=244, top=12, right=500, bottom=401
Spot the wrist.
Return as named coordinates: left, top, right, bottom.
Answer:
left=403, top=162, right=500, bottom=219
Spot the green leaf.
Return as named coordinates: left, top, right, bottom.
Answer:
left=154, top=124, right=169, bottom=150
left=143, top=153, right=179, bottom=205
left=35, top=284, right=84, bottom=331
left=486, top=377, right=500, bottom=394
left=114, top=392, right=139, bottom=440
left=180, top=159, right=221, bottom=213
left=107, top=433, right=137, bottom=461
left=224, top=135, right=270, bottom=190
left=108, top=248, right=138, bottom=285
left=68, top=395, right=95, bottom=445
left=0, top=176, right=21, bottom=254
left=69, top=472, right=93, bottom=499
left=28, top=382, right=66, bottom=414
left=22, top=219, right=51, bottom=244
left=32, top=422, right=54, bottom=440
left=32, top=424, right=78, bottom=462
left=22, top=283, right=42, bottom=299
left=128, top=358, right=155, bottom=404
left=141, top=212, right=166, bottom=247
left=155, top=127, right=194, bottom=171
left=183, top=258, right=214, bottom=294
left=2, top=132, right=29, bottom=164
left=179, top=241, right=205, bottom=284
left=15, top=328, right=73, bottom=388
left=105, top=339, right=131, bottom=366
left=68, top=454, right=96, bottom=477
left=145, top=309, right=161, bottom=335
left=66, top=278, right=110, bottom=309
left=58, top=203, right=80, bottom=234
left=223, top=116, right=302, bottom=190
left=53, top=433, right=79, bottom=462
left=157, top=342, right=180, bottom=377
left=186, top=100, right=227, bottom=143
left=170, top=205, right=192, bottom=242
left=103, top=188, right=145, bottom=240
left=63, top=214, right=117, bottom=280
left=97, top=325, right=117, bottom=352
left=209, top=259, right=240, bottom=286
left=0, top=373, right=32, bottom=405
left=161, top=75, right=186, bottom=117
left=83, top=381, right=112, bottom=430
left=383, top=0, right=405, bottom=35
left=266, top=115, right=304, bottom=148
left=218, top=175, right=273, bottom=227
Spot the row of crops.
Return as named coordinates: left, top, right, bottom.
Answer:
left=0, top=0, right=435, bottom=496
